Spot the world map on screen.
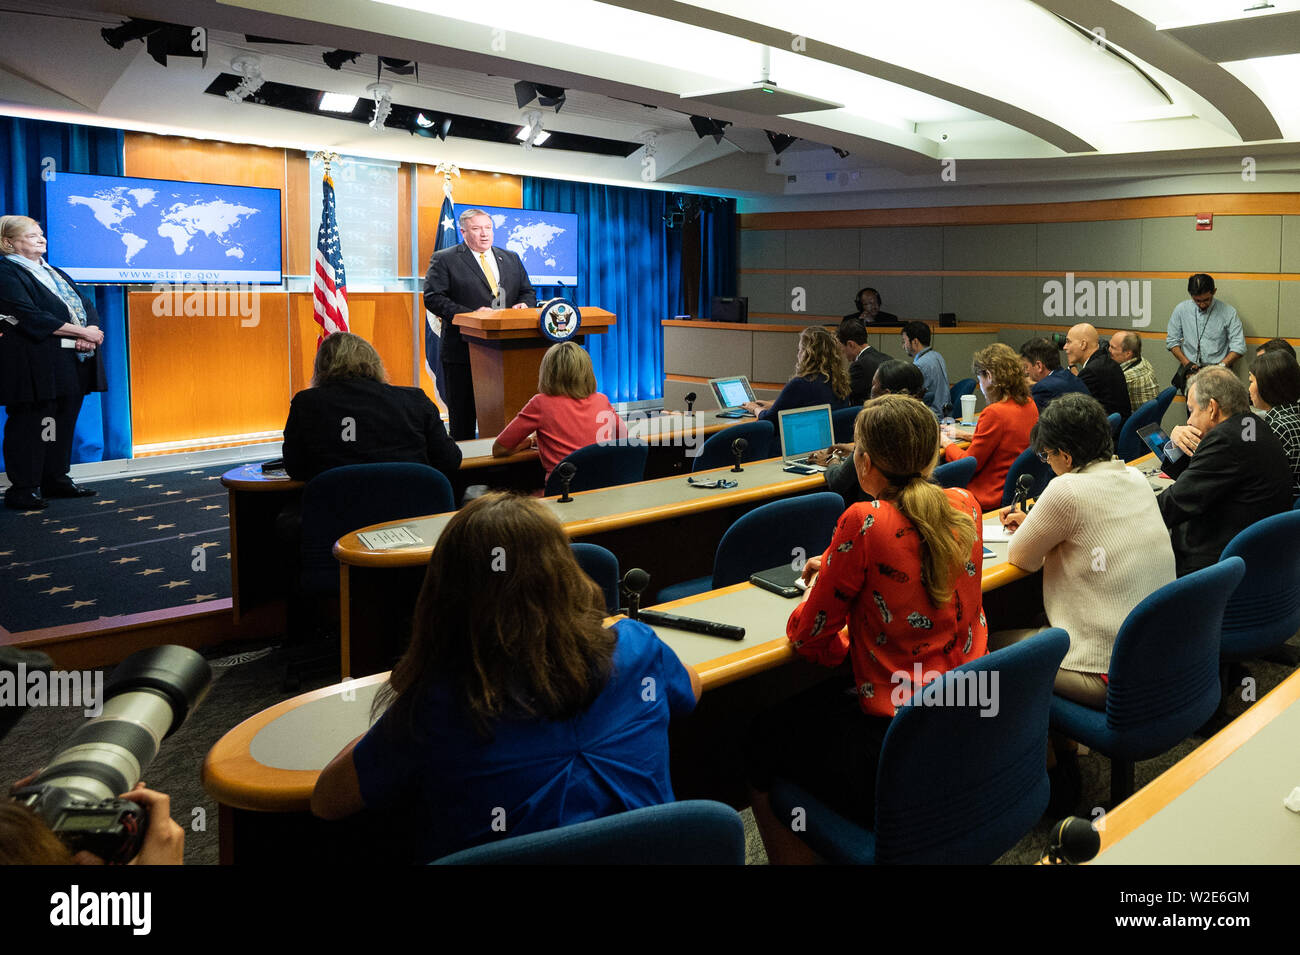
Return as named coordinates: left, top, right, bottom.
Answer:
left=44, top=172, right=282, bottom=283
left=455, top=203, right=578, bottom=286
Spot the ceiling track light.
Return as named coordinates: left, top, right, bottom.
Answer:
left=322, top=49, right=359, bottom=70
left=517, top=109, right=549, bottom=149
left=225, top=54, right=264, bottom=103
left=515, top=80, right=566, bottom=113
left=765, top=130, right=798, bottom=155
left=367, top=82, right=393, bottom=130
left=689, top=115, right=731, bottom=145
left=413, top=112, right=452, bottom=141
left=100, top=18, right=207, bottom=67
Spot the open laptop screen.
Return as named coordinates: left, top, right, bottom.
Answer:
left=778, top=404, right=834, bottom=460
left=709, top=376, right=754, bottom=410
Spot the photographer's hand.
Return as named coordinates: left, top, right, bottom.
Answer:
left=123, top=784, right=184, bottom=865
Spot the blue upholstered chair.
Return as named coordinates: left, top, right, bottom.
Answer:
left=770, top=629, right=1069, bottom=864
left=691, top=420, right=775, bottom=472
left=1001, top=446, right=1054, bottom=507
left=571, top=542, right=620, bottom=614
left=949, top=378, right=977, bottom=414
left=1050, top=557, right=1245, bottom=806
left=430, top=801, right=745, bottom=865
left=933, top=457, right=977, bottom=489
left=544, top=441, right=648, bottom=496
left=656, top=492, right=843, bottom=603
left=300, top=463, right=454, bottom=595
left=1218, top=512, right=1300, bottom=660
left=832, top=406, right=861, bottom=445
left=1107, top=412, right=1121, bottom=442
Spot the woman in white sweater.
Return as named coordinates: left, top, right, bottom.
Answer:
left=997, top=392, right=1177, bottom=708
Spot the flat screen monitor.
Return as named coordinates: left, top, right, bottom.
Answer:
left=43, top=172, right=283, bottom=284
left=453, top=203, right=578, bottom=287
left=711, top=296, right=748, bottom=323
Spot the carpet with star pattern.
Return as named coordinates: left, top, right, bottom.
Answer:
left=0, top=467, right=231, bottom=633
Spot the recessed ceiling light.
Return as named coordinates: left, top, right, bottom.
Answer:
left=532, top=130, right=551, bottom=145
left=319, top=92, right=359, bottom=113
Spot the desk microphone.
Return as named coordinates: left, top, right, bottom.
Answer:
left=1012, top=473, right=1034, bottom=513
left=1040, top=816, right=1101, bottom=865
left=684, top=391, right=697, bottom=415
left=555, top=461, right=578, bottom=503
left=621, top=568, right=650, bottom=619
left=731, top=437, right=748, bottom=472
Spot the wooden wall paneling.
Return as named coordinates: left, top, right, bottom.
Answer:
left=290, top=294, right=413, bottom=394
left=740, top=194, right=1300, bottom=231
left=128, top=290, right=291, bottom=448
left=397, top=163, right=412, bottom=277
left=285, top=154, right=310, bottom=277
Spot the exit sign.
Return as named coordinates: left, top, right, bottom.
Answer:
left=1196, top=213, right=1213, bottom=230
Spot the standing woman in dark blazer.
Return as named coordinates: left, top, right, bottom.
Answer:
left=0, top=215, right=106, bottom=510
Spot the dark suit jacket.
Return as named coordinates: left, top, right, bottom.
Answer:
left=1029, top=366, right=1091, bottom=413
left=848, top=345, right=891, bottom=404
left=1159, top=412, right=1293, bottom=577
left=281, top=378, right=463, bottom=482
left=1077, top=350, right=1131, bottom=421
left=0, top=258, right=106, bottom=405
left=422, top=243, right=536, bottom=364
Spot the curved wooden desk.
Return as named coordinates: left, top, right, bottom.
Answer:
left=204, top=534, right=1027, bottom=862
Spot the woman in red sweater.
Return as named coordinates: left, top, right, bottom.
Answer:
left=940, top=343, right=1038, bottom=510
left=746, top=395, right=987, bottom=863
left=492, top=341, right=626, bottom=482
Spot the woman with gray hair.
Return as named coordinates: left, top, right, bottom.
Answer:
left=0, top=215, right=106, bottom=510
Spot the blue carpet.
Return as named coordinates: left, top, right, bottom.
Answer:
left=0, top=467, right=231, bottom=632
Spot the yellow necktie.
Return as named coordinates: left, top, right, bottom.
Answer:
left=478, top=252, right=498, bottom=296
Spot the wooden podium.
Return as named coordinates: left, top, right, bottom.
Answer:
left=454, top=306, right=616, bottom=435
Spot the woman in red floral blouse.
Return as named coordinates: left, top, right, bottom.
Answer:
left=746, top=394, right=988, bottom=863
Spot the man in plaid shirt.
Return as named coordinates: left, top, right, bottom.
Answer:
left=1109, top=331, right=1160, bottom=412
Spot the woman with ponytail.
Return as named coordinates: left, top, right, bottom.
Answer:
left=745, top=394, right=988, bottom=863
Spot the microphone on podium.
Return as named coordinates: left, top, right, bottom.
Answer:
left=731, top=437, right=748, bottom=472
left=621, top=568, right=650, bottom=620
left=554, top=461, right=577, bottom=503
left=1040, top=816, right=1101, bottom=865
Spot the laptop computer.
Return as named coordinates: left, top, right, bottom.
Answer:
left=708, top=376, right=758, bottom=418
left=777, top=404, right=835, bottom=473
left=1137, top=423, right=1184, bottom=464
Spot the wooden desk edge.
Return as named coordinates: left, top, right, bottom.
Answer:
left=1094, top=665, right=1300, bottom=857
left=333, top=461, right=824, bottom=567
left=201, top=671, right=390, bottom=812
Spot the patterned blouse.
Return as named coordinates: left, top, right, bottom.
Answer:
left=786, top=487, right=989, bottom=718
left=1263, top=401, right=1300, bottom=498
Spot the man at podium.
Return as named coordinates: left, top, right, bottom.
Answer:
left=424, top=208, right=536, bottom=439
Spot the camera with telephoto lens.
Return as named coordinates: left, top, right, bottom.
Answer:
left=9, top=645, right=211, bottom=864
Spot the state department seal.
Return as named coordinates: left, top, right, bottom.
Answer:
left=539, top=300, right=581, bottom=342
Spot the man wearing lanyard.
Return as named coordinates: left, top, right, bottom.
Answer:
left=1166, top=273, right=1246, bottom=388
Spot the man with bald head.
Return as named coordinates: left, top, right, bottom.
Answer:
left=1063, top=323, right=1130, bottom=422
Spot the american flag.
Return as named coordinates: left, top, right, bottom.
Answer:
left=424, top=188, right=457, bottom=401
left=312, top=173, right=349, bottom=344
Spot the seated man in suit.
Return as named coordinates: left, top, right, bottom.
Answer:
left=836, top=318, right=890, bottom=405
left=1020, top=336, right=1090, bottom=412
left=423, top=208, right=536, bottom=439
left=1158, top=367, right=1292, bottom=577
left=1063, top=323, right=1130, bottom=422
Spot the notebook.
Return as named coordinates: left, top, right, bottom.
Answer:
left=777, top=404, right=834, bottom=471
left=708, top=376, right=757, bottom=418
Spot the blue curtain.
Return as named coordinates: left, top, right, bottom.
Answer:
left=0, top=117, right=130, bottom=469
left=518, top=181, right=730, bottom=408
